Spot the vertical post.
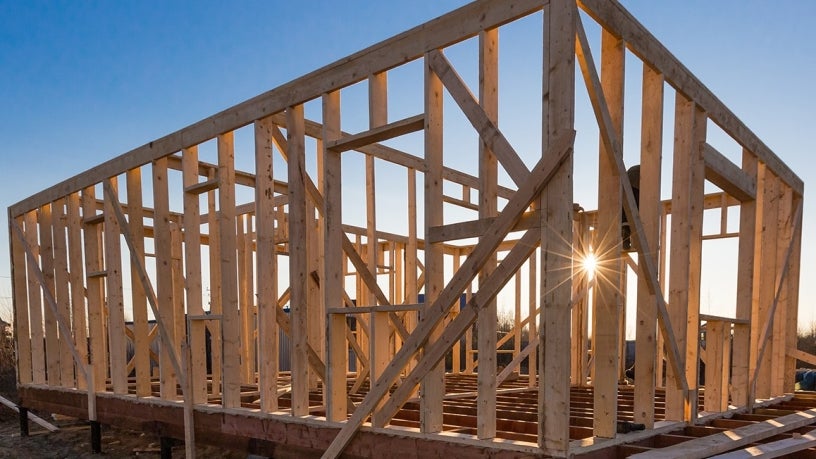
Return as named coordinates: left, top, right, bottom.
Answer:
left=591, top=27, right=623, bottom=439
left=527, top=250, right=537, bottom=387
left=368, top=72, right=391, bottom=426
left=307, top=194, right=324, bottom=392
left=182, top=149, right=207, bottom=404
left=771, top=181, right=792, bottom=396
left=451, top=250, right=461, bottom=374
left=256, top=116, right=279, bottom=413
left=182, top=341, right=196, bottom=458
left=19, top=406, right=29, bottom=437
left=477, top=26, right=499, bottom=440
left=207, top=168, right=223, bottom=398
left=422, top=50, right=444, bottom=433
left=754, top=166, right=777, bottom=399
left=171, top=223, right=186, bottom=362
left=154, top=158, right=178, bottom=400
left=540, top=0, right=575, bottom=453
left=90, top=419, right=101, bottom=453
left=237, top=215, right=253, bottom=383
left=784, top=194, right=802, bottom=393
left=11, top=213, right=33, bottom=385
left=40, top=203, right=60, bottom=386
left=218, top=132, right=241, bottom=408
left=323, top=92, right=346, bottom=421
left=53, top=199, right=74, bottom=388
left=124, top=171, right=150, bottom=397
left=571, top=214, right=589, bottom=386
left=405, top=168, right=419, bottom=379
left=81, top=189, right=106, bottom=391
left=704, top=320, right=729, bottom=412
left=665, top=95, right=692, bottom=421
left=634, top=63, right=663, bottom=428
left=686, top=107, right=705, bottom=421
left=732, top=151, right=758, bottom=407
left=666, top=95, right=705, bottom=421
left=287, top=104, right=310, bottom=416
left=104, top=178, right=128, bottom=394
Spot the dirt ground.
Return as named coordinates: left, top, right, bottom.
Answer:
left=0, top=389, right=245, bottom=458
left=0, top=404, right=250, bottom=458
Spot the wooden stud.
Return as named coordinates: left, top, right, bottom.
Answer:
left=81, top=188, right=107, bottom=391
left=153, top=158, right=178, bottom=400
left=477, top=26, right=498, bottom=440
left=287, top=104, right=310, bottom=416
left=171, top=222, right=186, bottom=361
left=527, top=249, right=537, bottom=388
left=207, top=168, right=223, bottom=398
left=39, top=203, right=60, bottom=386
left=704, top=320, right=730, bottom=412
left=307, top=186, right=324, bottom=391
left=539, top=16, right=575, bottom=459
left=103, top=178, right=128, bottom=394
left=686, top=106, right=707, bottom=420
left=52, top=199, right=74, bottom=387
left=590, top=26, right=623, bottom=439
left=754, top=166, right=777, bottom=399
left=10, top=214, right=32, bottom=384
left=634, top=63, right=663, bottom=429
left=665, top=93, right=695, bottom=421
left=182, top=147, right=207, bottom=404
left=422, top=51, right=445, bottom=434
left=770, top=180, right=792, bottom=395
left=218, top=132, right=241, bottom=408
left=255, top=116, right=279, bottom=413
left=405, top=168, right=419, bottom=377
left=368, top=71, right=389, bottom=427
left=124, top=171, right=150, bottom=397
left=237, top=215, right=253, bottom=383
left=322, top=92, right=345, bottom=420
left=784, top=193, right=802, bottom=393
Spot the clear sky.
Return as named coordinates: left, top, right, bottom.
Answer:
left=1, top=1, right=815, bottom=335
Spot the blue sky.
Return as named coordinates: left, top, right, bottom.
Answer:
left=1, top=1, right=815, bottom=334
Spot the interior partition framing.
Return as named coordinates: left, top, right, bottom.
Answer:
left=7, top=1, right=807, bottom=458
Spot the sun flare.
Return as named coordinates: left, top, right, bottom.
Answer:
left=582, top=253, right=598, bottom=279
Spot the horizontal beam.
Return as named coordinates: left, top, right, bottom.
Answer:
left=184, top=178, right=220, bottom=195
left=699, top=314, right=749, bottom=325
left=326, top=114, right=424, bottom=152
left=428, top=210, right=540, bottom=243
left=702, top=143, right=756, bottom=202
left=327, top=304, right=422, bottom=314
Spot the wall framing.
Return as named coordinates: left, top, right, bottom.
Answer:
left=8, top=1, right=808, bottom=458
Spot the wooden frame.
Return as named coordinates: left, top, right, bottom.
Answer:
left=8, top=1, right=803, bottom=458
